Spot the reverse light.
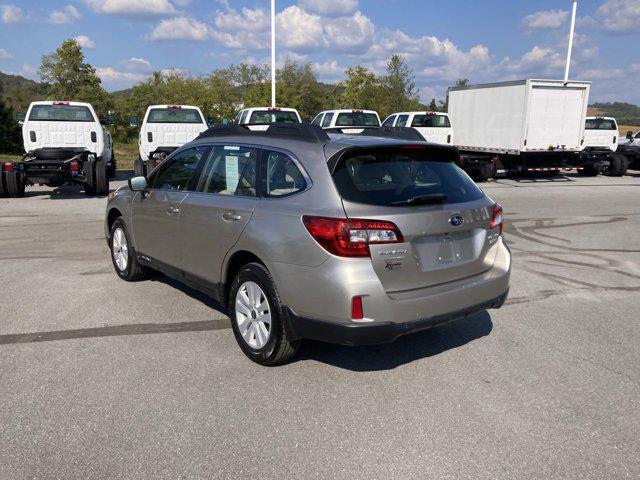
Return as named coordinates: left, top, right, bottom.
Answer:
left=302, top=216, right=404, bottom=258
left=490, top=204, right=503, bottom=235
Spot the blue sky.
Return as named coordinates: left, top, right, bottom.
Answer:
left=1, top=0, right=639, bottom=103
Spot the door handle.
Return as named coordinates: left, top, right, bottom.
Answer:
left=166, top=205, right=180, bottom=215
left=222, top=212, right=242, bottom=221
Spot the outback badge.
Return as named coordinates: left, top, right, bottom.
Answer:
left=449, top=214, right=464, bottom=227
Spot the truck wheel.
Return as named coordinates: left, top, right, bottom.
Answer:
left=6, top=170, right=25, bottom=198
left=0, top=171, right=7, bottom=198
left=133, top=158, right=146, bottom=177
left=109, top=217, right=149, bottom=281
left=107, top=152, right=117, bottom=178
left=578, top=164, right=599, bottom=176
left=229, top=263, right=300, bottom=365
left=604, top=154, right=627, bottom=177
left=95, top=160, right=109, bottom=196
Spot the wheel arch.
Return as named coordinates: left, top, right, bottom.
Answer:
left=223, top=250, right=267, bottom=306
left=106, top=207, right=123, bottom=236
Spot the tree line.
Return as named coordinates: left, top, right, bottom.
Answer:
left=1, top=38, right=462, bottom=152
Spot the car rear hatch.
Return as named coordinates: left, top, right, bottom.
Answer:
left=331, top=144, right=500, bottom=292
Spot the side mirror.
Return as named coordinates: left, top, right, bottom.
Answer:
left=101, top=115, right=115, bottom=126
left=627, top=131, right=634, bottom=140
left=207, top=116, right=215, bottom=127
left=16, top=113, right=25, bottom=123
left=129, top=116, right=139, bottom=127
left=128, top=176, right=148, bottom=192
left=221, top=117, right=229, bottom=125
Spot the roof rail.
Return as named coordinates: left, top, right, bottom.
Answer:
left=195, top=122, right=330, bottom=144
left=358, top=126, right=427, bottom=142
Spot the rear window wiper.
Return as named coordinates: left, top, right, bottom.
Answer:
left=391, top=194, right=448, bottom=206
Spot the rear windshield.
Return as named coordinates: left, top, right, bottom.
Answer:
left=585, top=119, right=616, bottom=130
left=248, top=110, right=300, bottom=125
left=332, top=147, right=483, bottom=206
left=147, top=108, right=204, bottom=124
left=335, top=112, right=380, bottom=127
left=411, top=114, right=451, bottom=128
left=28, top=105, right=94, bottom=122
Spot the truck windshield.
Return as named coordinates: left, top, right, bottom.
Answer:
left=332, top=147, right=483, bottom=206
left=335, top=112, right=380, bottom=127
left=28, top=105, right=95, bottom=122
left=585, top=119, right=617, bottom=130
left=412, top=115, right=451, bottom=128
left=147, top=108, right=204, bottom=124
left=248, top=110, right=300, bottom=124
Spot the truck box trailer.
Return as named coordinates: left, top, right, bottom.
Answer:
left=447, top=79, right=603, bottom=177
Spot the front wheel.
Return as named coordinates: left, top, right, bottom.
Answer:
left=109, top=218, right=148, bottom=281
left=229, top=263, right=300, bottom=365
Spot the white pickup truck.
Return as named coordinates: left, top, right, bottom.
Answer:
left=234, top=107, right=301, bottom=131
left=312, top=109, right=381, bottom=133
left=133, top=105, right=208, bottom=177
left=382, top=111, right=453, bottom=145
left=582, top=116, right=627, bottom=176
left=1, top=101, right=113, bottom=198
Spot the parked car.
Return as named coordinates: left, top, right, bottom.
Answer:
left=382, top=111, right=453, bottom=146
left=1, top=101, right=113, bottom=198
left=105, top=124, right=511, bottom=365
left=617, top=129, right=640, bottom=171
left=132, top=104, right=208, bottom=177
left=312, top=109, right=381, bottom=133
left=234, top=107, right=301, bottom=131
left=581, top=116, right=627, bottom=176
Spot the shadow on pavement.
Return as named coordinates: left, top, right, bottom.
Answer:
left=296, top=311, right=493, bottom=371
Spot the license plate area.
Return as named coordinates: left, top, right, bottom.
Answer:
left=413, top=230, right=481, bottom=271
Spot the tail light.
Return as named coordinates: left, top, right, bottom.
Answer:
left=91, top=131, right=97, bottom=143
left=302, top=216, right=404, bottom=258
left=447, top=134, right=451, bottom=143
left=154, top=158, right=163, bottom=167
left=490, top=156, right=498, bottom=164
left=352, top=109, right=363, bottom=113
left=69, top=161, right=79, bottom=172
left=524, top=139, right=528, bottom=147
left=147, top=132, right=153, bottom=142
left=351, top=296, right=364, bottom=320
left=3, top=163, right=14, bottom=172
left=490, top=204, right=503, bottom=235
left=613, top=136, right=617, bottom=143
left=30, top=131, right=36, bottom=142
left=168, top=105, right=182, bottom=109
left=268, top=107, right=281, bottom=111
left=53, top=101, right=70, bottom=105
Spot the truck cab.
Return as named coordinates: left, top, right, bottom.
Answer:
left=312, top=109, right=381, bottom=134
left=235, top=107, right=301, bottom=131
left=136, top=104, right=208, bottom=176
left=584, top=117, right=618, bottom=152
left=382, top=111, right=453, bottom=145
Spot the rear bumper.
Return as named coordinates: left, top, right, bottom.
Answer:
left=284, top=289, right=508, bottom=346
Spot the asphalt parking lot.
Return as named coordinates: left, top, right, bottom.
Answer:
left=1, top=171, right=640, bottom=479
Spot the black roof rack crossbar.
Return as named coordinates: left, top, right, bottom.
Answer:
left=323, top=126, right=380, bottom=135
left=195, top=122, right=330, bottom=144
left=358, top=126, right=427, bottom=141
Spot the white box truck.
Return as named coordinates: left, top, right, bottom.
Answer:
left=448, top=79, right=605, bottom=178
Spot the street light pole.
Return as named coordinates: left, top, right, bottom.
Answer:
left=271, top=0, right=276, bottom=107
left=564, top=0, right=578, bottom=83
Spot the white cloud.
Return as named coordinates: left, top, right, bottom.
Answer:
left=214, top=6, right=269, bottom=32
left=324, top=11, right=374, bottom=54
left=83, top=0, right=176, bottom=19
left=0, top=48, right=13, bottom=59
left=276, top=6, right=326, bottom=53
left=312, top=60, right=345, bottom=82
left=161, top=67, right=188, bottom=76
left=74, top=35, right=95, bottom=49
left=120, top=57, right=153, bottom=73
left=497, top=46, right=566, bottom=78
left=49, top=5, right=81, bottom=24
left=148, top=17, right=212, bottom=41
left=596, top=0, right=640, bottom=34
left=298, top=0, right=358, bottom=17
left=1, top=4, right=21, bottom=23
left=522, top=10, right=569, bottom=31
left=19, top=64, right=38, bottom=79
left=96, top=67, right=148, bottom=90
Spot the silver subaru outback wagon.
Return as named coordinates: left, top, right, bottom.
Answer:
left=105, top=124, right=510, bottom=365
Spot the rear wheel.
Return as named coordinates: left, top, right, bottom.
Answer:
left=109, top=218, right=148, bottom=281
left=603, top=154, right=628, bottom=177
left=95, top=160, right=109, bottom=195
left=578, top=164, right=599, bottom=176
left=133, top=158, right=146, bottom=177
left=107, top=151, right=116, bottom=178
left=6, top=170, right=25, bottom=198
left=229, top=263, right=300, bottom=365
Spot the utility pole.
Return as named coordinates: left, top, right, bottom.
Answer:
left=271, top=0, right=276, bottom=107
left=564, top=0, right=578, bottom=83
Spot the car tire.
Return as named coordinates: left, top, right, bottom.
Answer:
left=6, top=170, right=25, bottom=198
left=107, top=152, right=116, bottom=178
left=0, top=171, right=7, bottom=198
left=109, top=217, right=148, bottom=282
left=95, top=160, right=109, bottom=196
left=578, top=164, right=599, bottom=176
left=229, top=262, right=300, bottom=365
left=603, top=154, right=627, bottom=177
left=133, top=158, right=146, bottom=178
left=84, top=158, right=96, bottom=196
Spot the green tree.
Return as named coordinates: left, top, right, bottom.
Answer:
left=39, top=39, right=110, bottom=116
left=0, top=81, right=23, bottom=154
left=382, top=55, right=423, bottom=117
left=276, top=61, right=328, bottom=121
left=340, top=65, right=386, bottom=112
left=428, top=98, right=438, bottom=111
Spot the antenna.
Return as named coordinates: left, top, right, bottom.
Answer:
left=271, top=0, right=276, bottom=107
left=564, top=1, right=578, bottom=84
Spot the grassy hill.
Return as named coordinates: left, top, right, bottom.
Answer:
left=0, top=72, right=49, bottom=113
left=588, top=102, right=640, bottom=126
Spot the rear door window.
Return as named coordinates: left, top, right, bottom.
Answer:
left=332, top=147, right=483, bottom=206
left=263, top=150, right=307, bottom=197
left=322, top=112, right=334, bottom=128
left=396, top=115, right=409, bottom=127
left=149, top=146, right=210, bottom=191
left=196, top=145, right=258, bottom=197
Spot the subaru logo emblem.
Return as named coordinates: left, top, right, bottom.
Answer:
left=449, top=214, right=464, bottom=227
